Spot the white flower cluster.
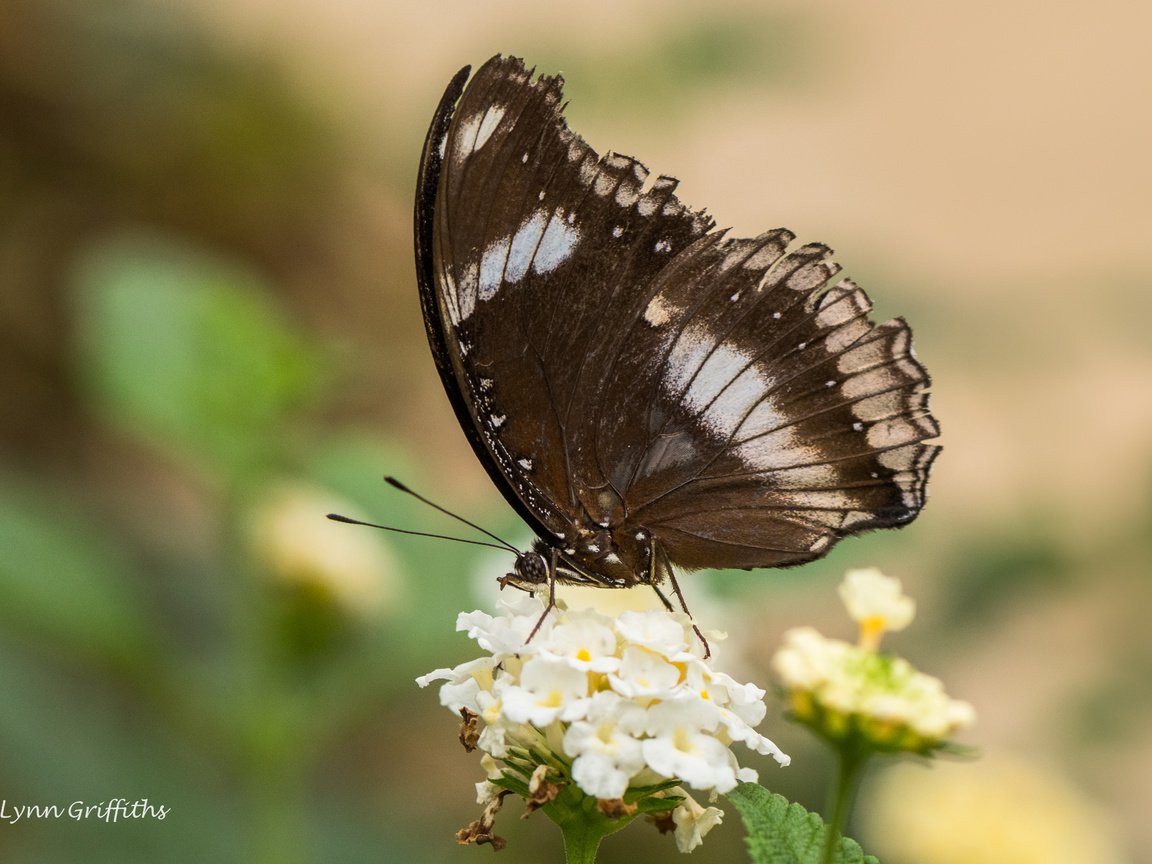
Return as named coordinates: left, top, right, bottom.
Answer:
left=418, top=595, right=789, bottom=851
left=772, top=570, right=975, bottom=751
left=774, top=627, right=975, bottom=743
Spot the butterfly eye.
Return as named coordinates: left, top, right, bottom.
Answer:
left=513, top=551, right=549, bottom=586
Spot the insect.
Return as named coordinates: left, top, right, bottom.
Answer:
left=413, top=54, right=939, bottom=632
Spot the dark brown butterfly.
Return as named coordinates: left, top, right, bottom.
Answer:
left=414, top=55, right=939, bottom=619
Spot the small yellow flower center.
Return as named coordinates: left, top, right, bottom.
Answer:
left=482, top=700, right=502, bottom=724
left=673, top=728, right=695, bottom=753
left=858, top=616, right=887, bottom=652
left=576, top=647, right=592, bottom=662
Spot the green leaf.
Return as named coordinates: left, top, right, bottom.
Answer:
left=726, top=783, right=880, bottom=864
left=73, top=232, right=322, bottom=477
left=0, top=481, right=156, bottom=666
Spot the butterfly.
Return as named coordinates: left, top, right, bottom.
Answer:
left=414, top=54, right=939, bottom=623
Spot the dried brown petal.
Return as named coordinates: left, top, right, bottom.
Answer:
left=456, top=789, right=510, bottom=850
left=458, top=707, right=479, bottom=752
left=647, top=809, right=676, bottom=835
left=597, top=798, right=638, bottom=819
left=523, top=764, right=563, bottom=816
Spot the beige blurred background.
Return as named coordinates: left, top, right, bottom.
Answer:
left=1, top=0, right=1149, bottom=862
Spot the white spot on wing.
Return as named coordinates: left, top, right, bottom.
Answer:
left=666, top=324, right=778, bottom=440
left=655, top=239, right=672, bottom=253
left=825, top=319, right=870, bottom=354
left=475, top=107, right=504, bottom=149
left=644, top=295, right=674, bottom=326
left=664, top=321, right=714, bottom=397
left=615, top=184, right=639, bottom=208
left=455, top=106, right=505, bottom=163
left=867, top=417, right=918, bottom=448
left=697, top=359, right=775, bottom=439
left=720, top=246, right=747, bottom=271
left=451, top=262, right=478, bottom=324
left=744, top=244, right=781, bottom=270
left=684, top=344, right=753, bottom=418
left=506, top=210, right=549, bottom=283
left=737, top=395, right=788, bottom=441
left=478, top=237, right=510, bottom=300
left=533, top=209, right=581, bottom=275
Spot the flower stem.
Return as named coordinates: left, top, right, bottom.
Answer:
left=821, top=747, right=868, bottom=864
left=545, top=785, right=635, bottom=864
left=559, top=818, right=604, bottom=864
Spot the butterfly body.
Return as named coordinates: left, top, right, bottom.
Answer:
left=505, top=532, right=658, bottom=592
left=415, top=56, right=939, bottom=596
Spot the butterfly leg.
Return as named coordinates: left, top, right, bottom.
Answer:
left=646, top=538, right=710, bottom=659
left=525, top=546, right=559, bottom=647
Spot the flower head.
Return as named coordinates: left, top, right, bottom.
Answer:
left=838, top=567, right=915, bottom=650
left=773, top=569, right=974, bottom=754
left=250, top=482, right=402, bottom=615
left=419, top=596, right=788, bottom=853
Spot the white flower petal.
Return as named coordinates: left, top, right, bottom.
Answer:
left=475, top=780, right=502, bottom=805
left=616, top=610, right=691, bottom=656
left=498, top=656, right=591, bottom=726
left=643, top=732, right=738, bottom=792
left=571, top=752, right=632, bottom=800
left=838, top=567, right=915, bottom=632
left=672, top=793, right=724, bottom=853
left=542, top=613, right=620, bottom=672
left=609, top=645, right=683, bottom=698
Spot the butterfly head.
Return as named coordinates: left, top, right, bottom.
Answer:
left=499, top=547, right=550, bottom=593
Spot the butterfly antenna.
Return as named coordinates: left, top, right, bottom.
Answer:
left=383, top=476, right=520, bottom=554
left=325, top=513, right=512, bottom=552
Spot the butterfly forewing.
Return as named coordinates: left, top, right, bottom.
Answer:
left=417, top=54, right=939, bottom=581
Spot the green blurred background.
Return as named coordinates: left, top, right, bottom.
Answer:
left=1, top=0, right=1149, bottom=861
